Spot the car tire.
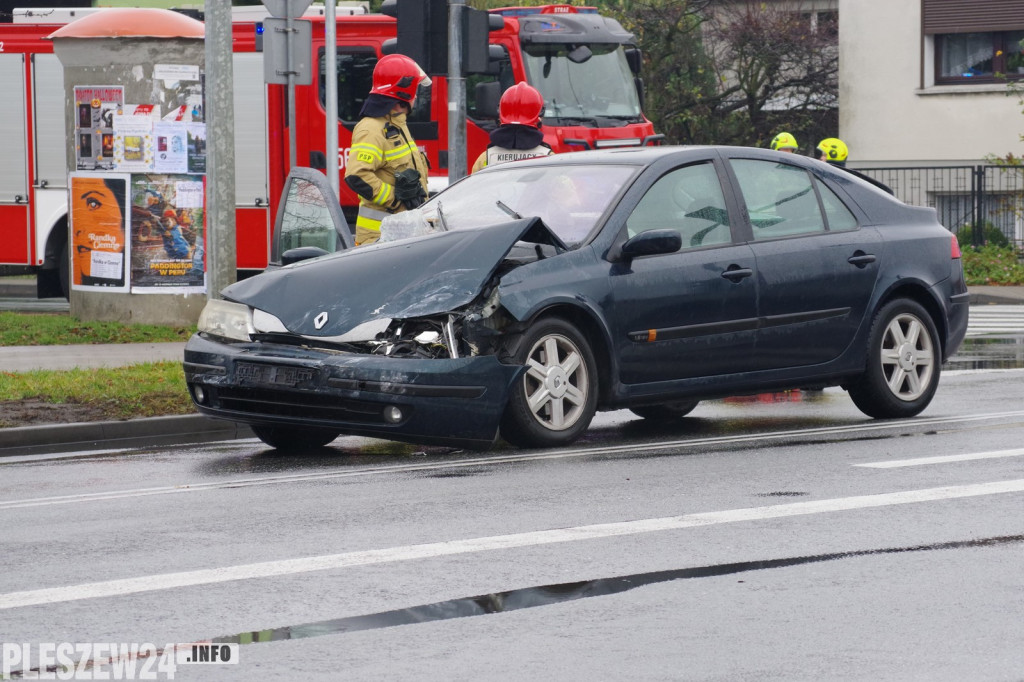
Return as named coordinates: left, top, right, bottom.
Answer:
left=629, top=400, right=700, bottom=421
left=251, top=424, right=340, bottom=451
left=500, top=318, right=598, bottom=448
left=847, top=299, right=941, bottom=419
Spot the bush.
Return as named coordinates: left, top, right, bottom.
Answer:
left=956, top=221, right=1010, bottom=248
left=961, top=244, right=1024, bottom=285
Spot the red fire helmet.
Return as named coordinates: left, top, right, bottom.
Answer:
left=499, top=82, right=545, bottom=126
left=370, top=54, right=431, bottom=104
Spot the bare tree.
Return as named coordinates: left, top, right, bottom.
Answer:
left=601, top=0, right=726, bottom=145
left=703, top=0, right=838, bottom=149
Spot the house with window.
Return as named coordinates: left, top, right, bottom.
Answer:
left=841, top=0, right=1024, bottom=165
left=839, top=0, right=1024, bottom=244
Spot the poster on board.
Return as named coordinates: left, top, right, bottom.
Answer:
left=129, top=174, right=206, bottom=293
left=69, top=172, right=131, bottom=292
left=73, top=86, right=123, bottom=171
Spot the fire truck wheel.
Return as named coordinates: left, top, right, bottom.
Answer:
left=58, top=240, right=70, bottom=300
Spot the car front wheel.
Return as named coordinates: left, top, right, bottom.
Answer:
left=500, top=318, right=598, bottom=448
left=251, top=424, right=340, bottom=451
left=847, top=299, right=940, bottom=419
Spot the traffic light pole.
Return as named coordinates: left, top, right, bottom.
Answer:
left=325, top=1, right=339, bottom=197
left=448, top=0, right=467, bottom=183
left=205, top=0, right=237, bottom=300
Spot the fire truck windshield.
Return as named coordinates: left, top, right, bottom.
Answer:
left=521, top=43, right=642, bottom=125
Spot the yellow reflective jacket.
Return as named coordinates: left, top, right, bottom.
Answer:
left=344, top=111, right=429, bottom=245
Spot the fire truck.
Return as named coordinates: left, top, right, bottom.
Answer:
left=0, top=4, right=660, bottom=298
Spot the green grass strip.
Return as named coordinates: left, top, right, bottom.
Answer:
left=0, top=362, right=194, bottom=421
left=0, top=312, right=194, bottom=346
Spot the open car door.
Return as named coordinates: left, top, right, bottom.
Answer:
left=269, top=167, right=353, bottom=268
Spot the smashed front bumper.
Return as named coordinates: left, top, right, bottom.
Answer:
left=183, top=333, right=523, bottom=449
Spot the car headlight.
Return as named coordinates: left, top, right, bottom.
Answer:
left=197, top=299, right=254, bottom=342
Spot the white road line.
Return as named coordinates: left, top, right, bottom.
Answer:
left=4, top=410, right=1024, bottom=510
left=1, top=478, right=1022, bottom=611
left=855, top=448, right=1024, bottom=468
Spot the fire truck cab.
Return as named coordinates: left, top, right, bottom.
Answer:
left=1, top=4, right=658, bottom=298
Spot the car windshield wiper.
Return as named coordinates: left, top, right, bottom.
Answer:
left=435, top=200, right=449, bottom=232
left=496, top=200, right=522, bottom=219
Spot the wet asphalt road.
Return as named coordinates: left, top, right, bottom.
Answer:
left=2, top=368, right=1023, bottom=680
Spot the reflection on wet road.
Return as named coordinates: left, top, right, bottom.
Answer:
left=209, top=535, right=1024, bottom=646
left=946, top=336, right=1024, bottom=371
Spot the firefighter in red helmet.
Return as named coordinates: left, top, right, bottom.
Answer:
left=471, top=82, right=553, bottom=173
left=344, top=54, right=431, bottom=245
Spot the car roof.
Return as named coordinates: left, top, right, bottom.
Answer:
left=489, top=144, right=894, bottom=198
left=493, top=144, right=824, bottom=169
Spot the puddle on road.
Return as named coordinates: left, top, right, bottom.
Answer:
left=210, top=534, right=1023, bottom=646
left=946, top=337, right=1024, bottom=370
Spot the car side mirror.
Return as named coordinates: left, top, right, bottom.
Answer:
left=619, top=229, right=682, bottom=259
left=281, top=246, right=330, bottom=266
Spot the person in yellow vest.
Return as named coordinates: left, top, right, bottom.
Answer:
left=471, top=83, right=553, bottom=173
left=344, top=54, right=431, bottom=246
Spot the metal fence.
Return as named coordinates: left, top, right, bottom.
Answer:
left=855, top=165, right=1024, bottom=250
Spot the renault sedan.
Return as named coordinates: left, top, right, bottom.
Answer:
left=183, top=147, right=969, bottom=450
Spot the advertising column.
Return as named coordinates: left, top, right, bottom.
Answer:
left=51, top=8, right=208, bottom=325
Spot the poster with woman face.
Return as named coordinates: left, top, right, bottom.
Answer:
left=69, top=173, right=131, bottom=292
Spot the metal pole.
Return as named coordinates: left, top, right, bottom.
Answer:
left=448, top=0, right=467, bottom=182
left=204, top=0, right=237, bottom=300
left=325, top=1, right=339, bottom=197
left=286, top=3, right=297, bottom=170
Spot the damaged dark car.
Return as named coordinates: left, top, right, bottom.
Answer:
left=184, top=147, right=969, bottom=451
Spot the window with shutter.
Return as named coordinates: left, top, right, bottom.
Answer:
left=923, top=0, right=1024, bottom=83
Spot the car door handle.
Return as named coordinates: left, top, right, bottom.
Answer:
left=721, top=265, right=753, bottom=282
left=848, top=252, right=877, bottom=268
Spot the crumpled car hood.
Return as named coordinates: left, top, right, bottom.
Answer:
left=222, top=217, right=562, bottom=337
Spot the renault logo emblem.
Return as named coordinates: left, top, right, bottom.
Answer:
left=314, top=312, right=329, bottom=329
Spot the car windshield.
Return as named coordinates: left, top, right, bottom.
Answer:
left=409, top=163, right=639, bottom=245
left=522, top=44, right=643, bottom=123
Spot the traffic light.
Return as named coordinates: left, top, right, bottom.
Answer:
left=461, top=7, right=504, bottom=75
left=381, top=0, right=449, bottom=76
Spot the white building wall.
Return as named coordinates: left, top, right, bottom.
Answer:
left=840, top=0, right=1024, bottom=167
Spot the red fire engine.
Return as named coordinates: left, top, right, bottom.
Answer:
left=0, top=4, right=659, bottom=298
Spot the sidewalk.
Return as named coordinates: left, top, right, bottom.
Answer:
left=968, top=285, right=1024, bottom=305
left=0, top=337, right=253, bottom=456
left=1, top=283, right=1022, bottom=457
left=0, top=278, right=253, bottom=455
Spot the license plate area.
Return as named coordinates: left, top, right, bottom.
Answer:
left=236, top=362, right=319, bottom=388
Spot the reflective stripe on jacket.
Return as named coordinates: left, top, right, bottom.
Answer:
left=471, top=144, right=552, bottom=173
left=344, top=111, right=428, bottom=245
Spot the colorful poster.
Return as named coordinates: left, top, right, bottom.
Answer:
left=187, top=123, right=207, bottom=174
left=129, top=174, right=206, bottom=293
left=113, top=114, right=155, bottom=171
left=69, top=173, right=130, bottom=292
left=153, top=121, right=188, bottom=173
left=73, top=86, right=123, bottom=171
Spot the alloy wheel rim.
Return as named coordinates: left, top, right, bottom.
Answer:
left=880, top=313, right=935, bottom=401
left=523, top=334, right=589, bottom=431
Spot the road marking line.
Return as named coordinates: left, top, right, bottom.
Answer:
left=855, top=448, right=1024, bottom=468
left=1, top=478, right=1022, bottom=611
left=5, top=410, right=1024, bottom=510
